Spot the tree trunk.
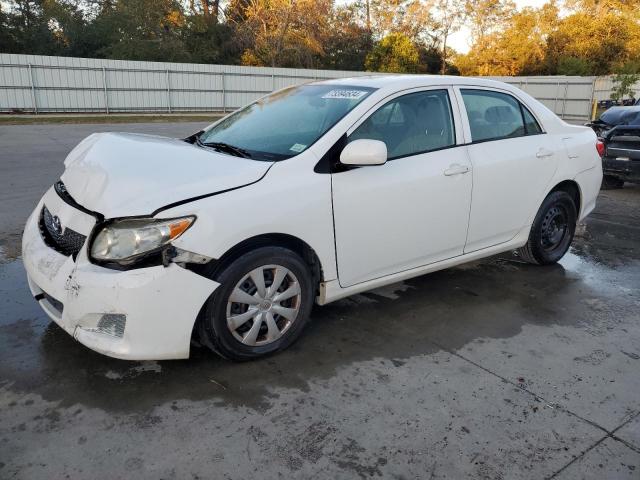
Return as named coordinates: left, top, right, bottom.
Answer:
left=441, top=34, right=448, bottom=75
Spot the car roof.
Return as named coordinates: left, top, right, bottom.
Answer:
left=312, top=74, right=515, bottom=92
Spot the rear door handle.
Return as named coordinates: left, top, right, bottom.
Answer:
left=444, top=164, right=470, bottom=176
left=536, top=148, right=554, bottom=158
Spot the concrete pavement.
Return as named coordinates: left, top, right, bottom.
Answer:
left=0, top=122, right=638, bottom=479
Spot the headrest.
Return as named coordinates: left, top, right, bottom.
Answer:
left=485, top=105, right=517, bottom=123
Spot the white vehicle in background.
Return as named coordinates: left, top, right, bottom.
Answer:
left=22, top=75, right=603, bottom=361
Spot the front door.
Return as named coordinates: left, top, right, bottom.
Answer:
left=331, top=88, right=473, bottom=287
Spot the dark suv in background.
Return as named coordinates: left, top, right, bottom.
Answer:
left=588, top=103, right=640, bottom=189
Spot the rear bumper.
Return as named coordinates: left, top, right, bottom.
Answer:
left=602, top=157, right=640, bottom=183
left=22, top=192, right=218, bottom=360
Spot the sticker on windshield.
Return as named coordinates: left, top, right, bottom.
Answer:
left=322, top=89, right=368, bottom=100
left=289, top=143, right=307, bottom=153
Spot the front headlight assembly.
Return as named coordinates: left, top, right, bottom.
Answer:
left=90, top=216, right=195, bottom=266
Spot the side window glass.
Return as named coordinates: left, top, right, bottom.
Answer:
left=349, top=90, right=455, bottom=159
left=461, top=89, right=526, bottom=142
left=522, top=106, right=542, bottom=134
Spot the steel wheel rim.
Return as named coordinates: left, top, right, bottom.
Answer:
left=540, top=205, right=568, bottom=251
left=226, top=264, right=301, bottom=346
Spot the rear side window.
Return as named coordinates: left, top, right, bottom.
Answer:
left=461, top=89, right=542, bottom=142
left=349, top=89, right=455, bottom=159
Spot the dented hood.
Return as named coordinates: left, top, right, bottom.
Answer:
left=61, top=132, right=271, bottom=218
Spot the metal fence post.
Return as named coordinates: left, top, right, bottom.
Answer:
left=102, top=67, right=109, bottom=114
left=221, top=71, right=226, bottom=113
left=28, top=64, right=38, bottom=114
left=272, top=73, right=275, bottom=91
left=561, top=81, right=569, bottom=118
left=166, top=69, right=172, bottom=113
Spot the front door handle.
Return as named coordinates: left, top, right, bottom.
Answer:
left=536, top=148, right=554, bottom=158
left=444, top=164, right=470, bottom=176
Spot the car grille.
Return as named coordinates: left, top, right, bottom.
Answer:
left=39, top=205, right=87, bottom=258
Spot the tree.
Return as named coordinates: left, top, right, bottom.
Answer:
left=610, top=62, right=640, bottom=101
left=181, top=14, right=239, bottom=64
left=365, top=32, right=421, bottom=72
left=94, top=0, right=190, bottom=62
left=1, top=0, right=59, bottom=55
left=320, top=4, right=373, bottom=70
left=187, top=0, right=220, bottom=21
left=368, top=0, right=433, bottom=42
left=232, top=0, right=332, bottom=68
left=430, top=0, right=466, bottom=74
left=545, top=11, right=640, bottom=75
left=464, top=0, right=515, bottom=46
left=556, top=56, right=593, bottom=75
left=456, top=4, right=557, bottom=76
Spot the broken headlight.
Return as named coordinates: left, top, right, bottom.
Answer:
left=90, top=216, right=195, bottom=264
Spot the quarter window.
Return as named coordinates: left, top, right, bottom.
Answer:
left=521, top=105, right=542, bottom=134
left=461, top=89, right=542, bottom=142
left=349, top=90, right=455, bottom=159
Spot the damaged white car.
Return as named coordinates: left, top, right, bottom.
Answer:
left=22, top=76, right=603, bottom=361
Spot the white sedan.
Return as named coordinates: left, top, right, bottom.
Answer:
left=22, top=75, right=603, bottom=361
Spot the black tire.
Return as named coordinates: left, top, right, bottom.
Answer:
left=601, top=175, right=624, bottom=190
left=517, top=191, right=577, bottom=265
left=197, top=246, right=314, bottom=361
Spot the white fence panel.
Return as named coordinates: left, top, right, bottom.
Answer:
left=0, top=53, right=626, bottom=121
left=491, top=76, right=597, bottom=122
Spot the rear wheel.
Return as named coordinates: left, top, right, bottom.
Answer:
left=601, top=175, right=624, bottom=190
left=197, top=246, right=314, bottom=361
left=517, top=191, right=577, bottom=265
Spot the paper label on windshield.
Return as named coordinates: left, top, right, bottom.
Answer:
left=290, top=143, right=306, bottom=153
left=322, top=89, right=368, bottom=100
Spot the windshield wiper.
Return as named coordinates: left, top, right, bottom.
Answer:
left=201, top=141, right=252, bottom=158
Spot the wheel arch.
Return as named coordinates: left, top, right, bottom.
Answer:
left=548, top=179, right=582, bottom=216
left=201, top=233, right=325, bottom=289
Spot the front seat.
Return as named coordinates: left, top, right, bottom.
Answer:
left=392, top=97, right=450, bottom=157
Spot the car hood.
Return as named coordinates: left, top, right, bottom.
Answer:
left=598, top=106, right=640, bottom=126
left=60, top=132, right=271, bottom=218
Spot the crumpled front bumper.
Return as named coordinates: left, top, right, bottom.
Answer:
left=22, top=188, right=218, bottom=360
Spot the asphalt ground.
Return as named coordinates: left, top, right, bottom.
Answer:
left=0, top=122, right=638, bottom=479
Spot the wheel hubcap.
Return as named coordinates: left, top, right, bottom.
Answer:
left=226, top=265, right=301, bottom=346
left=540, top=205, right=568, bottom=251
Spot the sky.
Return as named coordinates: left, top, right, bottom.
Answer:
left=449, top=0, right=549, bottom=52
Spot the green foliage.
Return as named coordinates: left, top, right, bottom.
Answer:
left=365, top=33, right=420, bottom=73
left=610, top=62, right=640, bottom=101
left=0, top=0, right=639, bottom=76
left=556, top=57, right=593, bottom=76
left=320, top=6, right=372, bottom=70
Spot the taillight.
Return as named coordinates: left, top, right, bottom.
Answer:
left=596, top=140, right=605, bottom=157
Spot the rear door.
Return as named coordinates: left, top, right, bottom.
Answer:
left=331, top=87, right=472, bottom=287
left=455, top=87, right=559, bottom=253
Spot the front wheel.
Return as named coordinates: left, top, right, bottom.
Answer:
left=197, top=246, right=314, bottom=361
left=517, top=191, right=577, bottom=265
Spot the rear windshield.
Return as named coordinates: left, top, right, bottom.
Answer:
left=199, top=84, right=375, bottom=161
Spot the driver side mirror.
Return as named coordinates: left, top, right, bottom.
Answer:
left=340, top=139, right=387, bottom=166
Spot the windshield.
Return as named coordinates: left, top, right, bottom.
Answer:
left=199, top=84, right=375, bottom=161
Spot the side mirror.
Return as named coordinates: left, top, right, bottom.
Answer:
left=340, top=139, right=387, bottom=166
